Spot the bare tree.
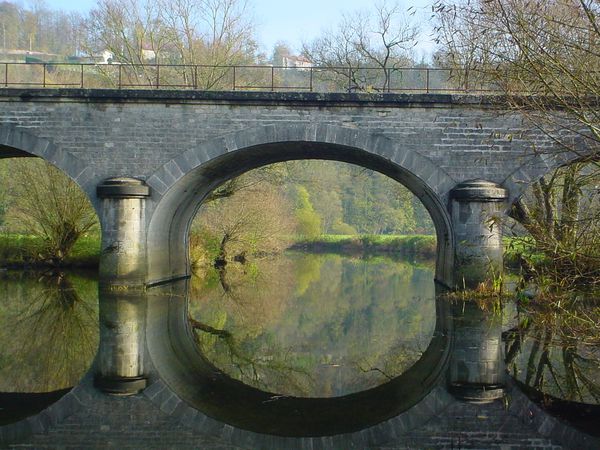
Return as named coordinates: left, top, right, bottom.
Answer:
left=435, top=0, right=600, bottom=293
left=434, top=0, right=600, bottom=154
left=191, top=179, right=296, bottom=268
left=302, top=0, right=419, bottom=91
left=6, top=159, right=98, bottom=264
left=86, top=0, right=257, bottom=89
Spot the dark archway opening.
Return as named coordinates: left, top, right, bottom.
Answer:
left=187, top=159, right=438, bottom=398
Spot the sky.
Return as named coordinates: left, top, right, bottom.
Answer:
left=44, top=0, right=436, bottom=57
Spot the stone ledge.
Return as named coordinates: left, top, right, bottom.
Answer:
left=0, top=88, right=509, bottom=107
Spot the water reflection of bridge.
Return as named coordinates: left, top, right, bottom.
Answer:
left=1, top=285, right=598, bottom=449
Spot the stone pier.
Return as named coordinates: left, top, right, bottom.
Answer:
left=450, top=180, right=508, bottom=288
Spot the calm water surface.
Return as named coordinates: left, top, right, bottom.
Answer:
left=189, top=252, right=437, bottom=397
left=0, top=252, right=598, bottom=432
left=0, top=271, right=98, bottom=424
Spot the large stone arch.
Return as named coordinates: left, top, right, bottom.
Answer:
left=0, top=124, right=96, bottom=201
left=146, top=124, right=457, bottom=287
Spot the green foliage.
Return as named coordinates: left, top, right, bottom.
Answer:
left=0, top=161, right=11, bottom=229
left=0, top=159, right=99, bottom=266
left=283, top=161, right=432, bottom=236
left=293, top=186, right=322, bottom=238
left=292, top=234, right=437, bottom=260
left=190, top=160, right=436, bottom=261
left=330, top=220, right=357, bottom=235
left=0, top=271, right=99, bottom=393
left=189, top=225, right=222, bottom=268
left=507, top=162, right=600, bottom=294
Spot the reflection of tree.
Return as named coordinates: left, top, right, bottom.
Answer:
left=0, top=272, right=99, bottom=392
left=505, top=305, right=600, bottom=404
left=188, top=253, right=436, bottom=397
left=190, top=257, right=315, bottom=394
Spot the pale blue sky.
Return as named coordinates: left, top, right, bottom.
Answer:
left=44, top=0, right=435, bottom=56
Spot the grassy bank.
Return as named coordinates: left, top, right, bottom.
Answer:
left=0, top=234, right=101, bottom=269
left=0, top=233, right=558, bottom=270
left=289, top=234, right=437, bottom=260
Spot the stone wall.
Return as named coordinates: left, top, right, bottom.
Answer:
left=0, top=90, right=569, bottom=205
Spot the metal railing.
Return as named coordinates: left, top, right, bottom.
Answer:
left=0, top=62, right=500, bottom=93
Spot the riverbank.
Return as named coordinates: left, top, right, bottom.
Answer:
left=289, top=234, right=437, bottom=260
left=0, top=234, right=100, bottom=269
left=0, top=233, right=550, bottom=269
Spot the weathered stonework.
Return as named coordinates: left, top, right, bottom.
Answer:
left=448, top=301, right=506, bottom=403
left=450, top=180, right=508, bottom=288
left=95, top=291, right=148, bottom=395
left=97, top=177, right=150, bottom=288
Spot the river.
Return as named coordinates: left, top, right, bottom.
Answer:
left=0, top=251, right=598, bottom=436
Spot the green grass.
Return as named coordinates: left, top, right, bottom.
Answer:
left=0, top=233, right=100, bottom=268
left=290, top=234, right=437, bottom=259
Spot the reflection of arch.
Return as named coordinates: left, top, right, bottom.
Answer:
left=146, top=125, right=456, bottom=286
left=0, top=124, right=95, bottom=199
left=0, top=381, right=88, bottom=446
left=145, top=280, right=452, bottom=438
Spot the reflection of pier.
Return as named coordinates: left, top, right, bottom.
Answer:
left=2, top=285, right=598, bottom=448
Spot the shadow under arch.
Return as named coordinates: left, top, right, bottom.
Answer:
left=146, top=280, right=453, bottom=437
left=146, top=125, right=456, bottom=287
left=0, top=124, right=97, bottom=204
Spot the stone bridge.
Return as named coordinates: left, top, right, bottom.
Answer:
left=1, top=89, right=597, bottom=449
left=0, top=89, right=583, bottom=288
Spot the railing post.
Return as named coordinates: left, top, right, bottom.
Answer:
left=118, top=65, right=122, bottom=89
left=232, top=66, right=236, bottom=90
left=155, top=64, right=160, bottom=89
left=193, top=65, right=198, bottom=90
left=271, top=66, right=274, bottom=91
left=80, top=64, right=84, bottom=88
left=348, top=67, right=352, bottom=93
left=43, top=63, right=46, bottom=87
left=387, top=67, right=391, bottom=92
left=309, top=67, right=313, bottom=92
left=4, top=63, right=7, bottom=87
left=426, top=68, right=430, bottom=93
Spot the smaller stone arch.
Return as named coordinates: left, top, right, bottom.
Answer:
left=145, top=124, right=457, bottom=287
left=502, top=146, right=597, bottom=206
left=0, top=124, right=96, bottom=200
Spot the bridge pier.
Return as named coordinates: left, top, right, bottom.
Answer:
left=97, top=177, right=151, bottom=289
left=450, top=180, right=508, bottom=289
left=95, top=177, right=151, bottom=395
